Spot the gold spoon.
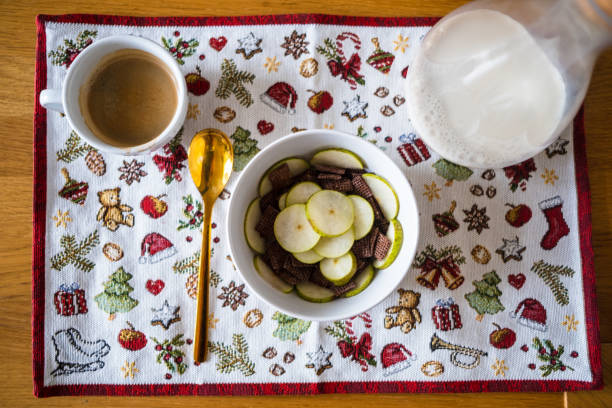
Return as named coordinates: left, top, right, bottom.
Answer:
left=188, top=128, right=233, bottom=362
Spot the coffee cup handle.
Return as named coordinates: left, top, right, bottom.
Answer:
left=40, top=89, right=64, bottom=113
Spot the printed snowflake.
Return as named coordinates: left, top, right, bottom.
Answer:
left=495, top=236, right=526, bottom=263
left=423, top=182, right=441, bottom=201
left=118, top=159, right=147, bottom=185
left=545, top=137, right=569, bottom=158
left=491, top=359, right=508, bottom=377
left=236, top=32, right=263, bottom=59
left=217, top=280, right=249, bottom=311
left=393, top=34, right=410, bottom=53
left=121, top=361, right=139, bottom=379
left=341, top=95, right=368, bottom=122
left=280, top=30, right=310, bottom=59
left=151, top=300, right=181, bottom=330
left=208, top=312, right=220, bottom=329
left=462, top=204, right=490, bottom=234
left=53, top=209, right=72, bottom=228
left=306, top=345, right=333, bottom=375
left=562, top=314, right=579, bottom=332
left=264, top=56, right=280, bottom=72
left=186, top=103, right=200, bottom=120
left=541, top=168, right=559, bottom=185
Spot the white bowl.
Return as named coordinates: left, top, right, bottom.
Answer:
left=227, top=129, right=420, bottom=321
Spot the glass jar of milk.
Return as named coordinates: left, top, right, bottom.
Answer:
left=406, top=0, right=612, bottom=168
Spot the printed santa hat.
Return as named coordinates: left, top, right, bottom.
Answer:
left=138, top=233, right=177, bottom=264
left=260, top=82, right=297, bottom=114
left=380, top=343, right=416, bottom=376
left=510, top=298, right=547, bottom=332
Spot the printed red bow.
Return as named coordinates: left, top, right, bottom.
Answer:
left=337, top=332, right=374, bottom=362
left=327, top=53, right=364, bottom=83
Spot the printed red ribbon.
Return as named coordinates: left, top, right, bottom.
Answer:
left=337, top=332, right=374, bottom=362
left=327, top=53, right=364, bottom=83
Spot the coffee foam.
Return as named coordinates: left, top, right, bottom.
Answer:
left=406, top=10, right=567, bottom=167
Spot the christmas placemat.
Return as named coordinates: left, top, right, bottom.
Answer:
left=33, top=14, right=601, bottom=397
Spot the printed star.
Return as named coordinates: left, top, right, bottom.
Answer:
left=491, top=359, right=508, bottom=377
left=562, top=314, right=579, bottom=332
left=541, top=168, right=559, bottom=185
left=306, top=345, right=333, bottom=375
left=121, top=361, right=139, bottom=379
left=341, top=95, right=368, bottom=122
left=264, top=56, right=280, bottom=73
left=545, top=137, right=569, bottom=158
left=324, top=123, right=334, bottom=130
left=236, top=32, right=263, bottom=59
left=186, top=103, right=200, bottom=120
left=423, top=181, right=441, bottom=201
left=53, top=209, right=72, bottom=228
left=462, top=204, right=490, bottom=234
left=208, top=312, right=219, bottom=329
left=151, top=300, right=181, bottom=330
left=495, top=236, right=526, bottom=262
left=393, top=34, right=410, bottom=53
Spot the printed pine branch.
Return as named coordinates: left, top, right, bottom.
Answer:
left=208, top=333, right=255, bottom=376
left=216, top=59, right=255, bottom=107
left=316, top=38, right=339, bottom=60
left=167, top=127, right=183, bottom=153
left=173, top=251, right=200, bottom=274
left=56, top=131, right=93, bottom=162
left=324, top=320, right=348, bottom=341
left=50, top=230, right=99, bottom=272
left=413, top=244, right=465, bottom=267
left=210, top=270, right=222, bottom=287
left=531, top=260, right=575, bottom=306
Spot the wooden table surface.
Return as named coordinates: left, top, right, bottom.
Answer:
left=1, top=0, right=611, bottom=406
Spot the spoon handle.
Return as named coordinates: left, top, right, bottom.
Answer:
left=194, top=199, right=214, bottom=362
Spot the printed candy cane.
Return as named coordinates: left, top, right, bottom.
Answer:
left=335, top=32, right=362, bottom=90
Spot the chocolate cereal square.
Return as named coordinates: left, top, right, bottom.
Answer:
left=268, top=163, right=292, bottom=190
left=255, top=205, right=279, bottom=239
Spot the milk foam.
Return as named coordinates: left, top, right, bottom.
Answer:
left=406, top=10, right=567, bottom=167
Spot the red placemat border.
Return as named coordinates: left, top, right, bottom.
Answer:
left=33, top=13, right=602, bottom=397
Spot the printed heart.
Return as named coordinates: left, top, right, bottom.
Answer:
left=257, top=120, right=274, bottom=135
left=508, top=273, right=526, bottom=289
left=146, top=279, right=165, bottom=295
left=209, top=36, right=227, bottom=51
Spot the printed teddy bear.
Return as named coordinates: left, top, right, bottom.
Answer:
left=96, top=188, right=134, bottom=231
left=384, top=289, right=421, bottom=334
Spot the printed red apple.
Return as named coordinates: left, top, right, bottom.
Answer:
left=489, top=323, right=516, bottom=349
left=307, top=90, right=333, bottom=114
left=185, top=66, right=210, bottom=96
left=140, top=194, right=168, bottom=219
left=118, top=322, right=147, bottom=351
left=505, top=203, right=532, bottom=227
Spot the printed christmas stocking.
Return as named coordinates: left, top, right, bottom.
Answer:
left=539, top=195, right=569, bottom=250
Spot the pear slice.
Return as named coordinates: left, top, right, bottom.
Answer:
left=373, top=219, right=403, bottom=269
left=274, top=204, right=320, bottom=253
left=313, top=227, right=354, bottom=258
left=258, top=157, right=310, bottom=196
left=244, top=198, right=266, bottom=254
left=344, top=264, right=375, bottom=297
left=253, top=256, right=293, bottom=293
left=320, top=251, right=357, bottom=286
left=311, top=148, right=364, bottom=169
left=296, top=281, right=335, bottom=303
left=286, top=181, right=322, bottom=206
left=293, top=249, right=324, bottom=264
left=362, top=173, right=399, bottom=220
left=278, top=192, right=288, bottom=210
left=306, top=190, right=354, bottom=237
left=348, top=195, right=374, bottom=240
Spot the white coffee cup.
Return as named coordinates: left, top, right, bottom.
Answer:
left=40, top=35, right=188, bottom=155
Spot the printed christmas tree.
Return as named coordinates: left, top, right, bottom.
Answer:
left=231, top=126, right=260, bottom=171
left=464, top=270, right=504, bottom=321
left=272, top=312, right=311, bottom=341
left=94, top=267, right=138, bottom=318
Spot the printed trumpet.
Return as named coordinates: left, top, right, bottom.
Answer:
left=430, top=333, right=487, bottom=369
